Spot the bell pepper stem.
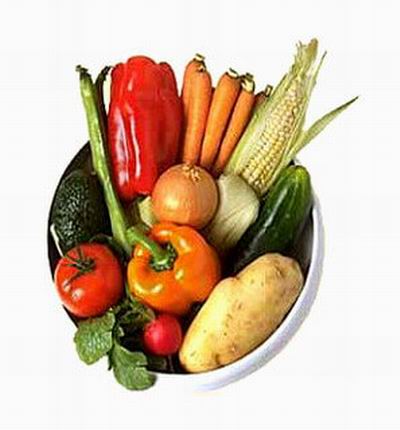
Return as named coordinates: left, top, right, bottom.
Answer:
left=126, top=227, right=172, bottom=267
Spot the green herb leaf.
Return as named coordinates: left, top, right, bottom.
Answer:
left=112, top=295, right=154, bottom=342
left=110, top=342, right=155, bottom=390
left=118, top=310, right=148, bottom=332
left=124, top=286, right=155, bottom=323
left=74, top=311, right=115, bottom=364
left=110, top=297, right=131, bottom=316
left=127, top=299, right=155, bottom=323
left=113, top=365, right=155, bottom=391
left=147, top=355, right=168, bottom=372
left=112, top=342, right=147, bottom=366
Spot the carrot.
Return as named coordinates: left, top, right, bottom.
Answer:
left=182, top=64, right=212, bottom=165
left=199, top=68, right=241, bottom=170
left=181, top=54, right=205, bottom=124
left=253, top=84, right=273, bottom=112
left=212, top=74, right=256, bottom=176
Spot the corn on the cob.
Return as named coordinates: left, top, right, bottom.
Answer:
left=224, top=39, right=357, bottom=196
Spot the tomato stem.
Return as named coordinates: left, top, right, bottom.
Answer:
left=64, top=247, right=96, bottom=285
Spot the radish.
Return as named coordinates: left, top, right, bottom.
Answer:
left=143, top=314, right=183, bottom=356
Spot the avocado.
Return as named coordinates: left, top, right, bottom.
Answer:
left=50, top=169, right=111, bottom=253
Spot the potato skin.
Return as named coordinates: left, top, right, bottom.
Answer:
left=179, top=253, right=304, bottom=373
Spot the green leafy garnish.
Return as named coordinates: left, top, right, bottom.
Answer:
left=73, top=295, right=157, bottom=390
left=74, top=311, right=115, bottom=364
left=110, top=342, right=155, bottom=390
left=147, top=355, right=168, bottom=372
left=113, top=295, right=155, bottom=328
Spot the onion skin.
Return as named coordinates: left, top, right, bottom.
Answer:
left=152, top=164, right=218, bottom=229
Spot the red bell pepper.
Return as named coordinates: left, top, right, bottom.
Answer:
left=108, top=56, right=182, bottom=201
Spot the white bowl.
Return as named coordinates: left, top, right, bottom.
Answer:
left=155, top=194, right=324, bottom=392
left=48, top=144, right=324, bottom=392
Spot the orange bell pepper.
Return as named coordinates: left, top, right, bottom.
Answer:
left=127, top=222, right=220, bottom=315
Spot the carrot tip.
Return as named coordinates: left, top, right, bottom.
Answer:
left=194, top=53, right=205, bottom=62
left=227, top=68, right=240, bottom=79
left=241, top=74, right=255, bottom=92
left=264, top=84, right=273, bottom=97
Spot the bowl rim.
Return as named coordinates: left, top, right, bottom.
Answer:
left=153, top=193, right=324, bottom=390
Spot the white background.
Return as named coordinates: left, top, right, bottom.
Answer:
left=0, top=0, right=398, bottom=429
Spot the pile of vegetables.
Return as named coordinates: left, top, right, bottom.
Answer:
left=49, top=39, right=356, bottom=390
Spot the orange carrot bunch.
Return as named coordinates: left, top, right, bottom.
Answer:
left=180, top=54, right=272, bottom=175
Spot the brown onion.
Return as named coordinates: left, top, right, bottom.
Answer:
left=152, top=164, right=219, bottom=229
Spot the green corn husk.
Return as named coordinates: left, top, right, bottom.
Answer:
left=224, top=39, right=358, bottom=196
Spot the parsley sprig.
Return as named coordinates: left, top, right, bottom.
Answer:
left=73, top=296, right=165, bottom=390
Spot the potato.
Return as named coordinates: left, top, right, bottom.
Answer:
left=179, top=253, right=304, bottom=373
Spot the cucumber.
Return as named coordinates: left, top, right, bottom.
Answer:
left=230, top=165, right=312, bottom=274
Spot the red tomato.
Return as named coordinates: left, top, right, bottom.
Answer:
left=143, top=314, right=182, bottom=356
left=55, top=243, right=123, bottom=318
